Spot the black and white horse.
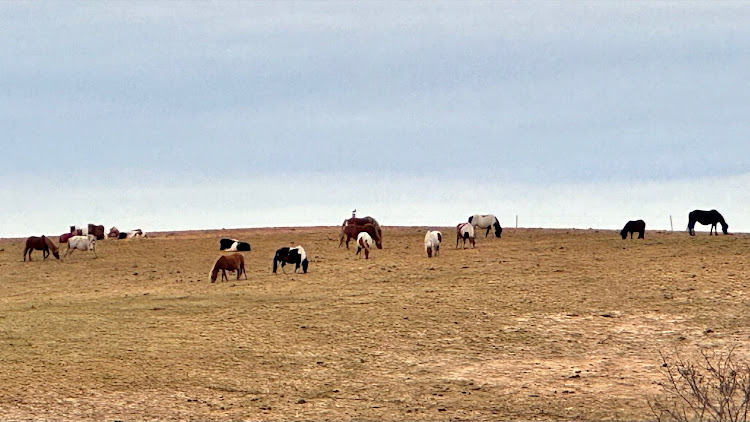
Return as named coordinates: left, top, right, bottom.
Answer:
left=219, top=238, right=251, bottom=251
left=468, top=214, right=502, bottom=238
left=272, top=246, right=309, bottom=274
left=424, top=230, right=442, bottom=258
left=456, top=223, right=475, bottom=249
left=688, top=209, right=729, bottom=236
left=620, top=220, right=646, bottom=239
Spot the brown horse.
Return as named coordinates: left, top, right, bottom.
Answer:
left=339, top=223, right=382, bottom=249
left=210, top=253, right=247, bottom=282
left=341, top=216, right=382, bottom=247
left=23, top=235, right=60, bottom=261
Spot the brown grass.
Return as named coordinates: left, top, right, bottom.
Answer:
left=0, top=227, right=748, bottom=420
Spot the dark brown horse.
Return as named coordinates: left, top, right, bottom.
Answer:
left=210, top=253, right=247, bottom=282
left=341, top=216, right=382, bottom=247
left=339, top=223, right=382, bottom=249
left=620, top=220, right=646, bottom=239
left=23, top=235, right=60, bottom=261
left=688, top=209, right=729, bottom=236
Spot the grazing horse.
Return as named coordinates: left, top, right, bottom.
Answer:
left=23, top=236, right=60, bottom=261
left=620, top=220, right=646, bottom=239
left=210, top=253, right=247, bottom=282
left=108, top=227, right=120, bottom=238
left=118, top=229, right=144, bottom=239
left=456, top=223, right=475, bottom=249
left=424, top=230, right=442, bottom=258
left=339, top=223, right=382, bottom=249
left=219, top=238, right=251, bottom=251
left=272, top=246, right=308, bottom=274
left=468, top=214, right=502, bottom=238
left=64, top=234, right=97, bottom=258
left=341, top=216, right=383, bottom=248
left=688, top=209, right=729, bottom=236
left=356, top=232, right=373, bottom=259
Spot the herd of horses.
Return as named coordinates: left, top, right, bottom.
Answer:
left=19, top=209, right=732, bottom=280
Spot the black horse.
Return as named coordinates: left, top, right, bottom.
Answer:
left=272, top=246, right=309, bottom=274
left=688, top=209, right=729, bottom=236
left=620, top=220, right=646, bottom=239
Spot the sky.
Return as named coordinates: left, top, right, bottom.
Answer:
left=1, top=1, right=748, bottom=238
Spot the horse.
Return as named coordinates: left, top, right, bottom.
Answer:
left=424, top=230, right=442, bottom=258
left=64, top=234, right=97, bottom=258
left=339, top=223, right=382, bottom=249
left=59, top=232, right=76, bottom=244
left=688, top=209, right=729, bottom=236
left=108, top=227, right=120, bottom=238
left=88, top=224, right=105, bottom=240
left=210, top=253, right=247, bottom=282
left=341, top=216, right=382, bottom=247
left=620, top=220, right=646, bottom=239
left=23, top=236, right=60, bottom=261
left=356, top=232, right=373, bottom=259
left=118, top=229, right=144, bottom=240
left=456, top=222, right=476, bottom=249
left=272, top=246, right=308, bottom=274
left=69, top=225, right=87, bottom=236
left=219, top=238, right=251, bottom=251
left=468, top=214, right=502, bottom=238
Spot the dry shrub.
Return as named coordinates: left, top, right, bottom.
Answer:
left=650, top=348, right=750, bottom=422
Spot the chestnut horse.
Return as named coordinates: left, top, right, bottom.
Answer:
left=341, top=216, right=382, bottom=247
left=210, top=253, right=247, bottom=282
left=339, top=223, right=382, bottom=249
left=23, top=236, right=60, bottom=261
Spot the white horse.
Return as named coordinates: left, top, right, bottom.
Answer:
left=468, top=214, right=502, bottom=238
left=65, top=234, right=97, bottom=258
left=356, top=232, right=373, bottom=259
left=456, top=223, right=475, bottom=249
left=424, top=230, right=442, bottom=258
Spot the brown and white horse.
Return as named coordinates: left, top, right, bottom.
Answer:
left=356, top=232, right=373, bottom=259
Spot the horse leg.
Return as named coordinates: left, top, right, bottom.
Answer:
left=485, top=226, right=490, bottom=238
left=221, top=269, right=228, bottom=282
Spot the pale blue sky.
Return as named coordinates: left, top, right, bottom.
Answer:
left=1, top=1, right=748, bottom=237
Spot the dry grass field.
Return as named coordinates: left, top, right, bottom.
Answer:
left=1, top=226, right=749, bottom=421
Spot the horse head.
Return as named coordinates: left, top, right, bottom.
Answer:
left=493, top=221, right=503, bottom=238
left=721, top=222, right=729, bottom=235
left=374, top=228, right=383, bottom=249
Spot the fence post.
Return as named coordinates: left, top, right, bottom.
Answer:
left=515, top=215, right=518, bottom=228
left=670, top=215, right=673, bottom=231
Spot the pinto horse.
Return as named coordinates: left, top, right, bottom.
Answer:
left=688, top=209, right=729, bottom=236
left=356, top=232, right=373, bottom=259
left=339, top=223, right=382, bottom=249
left=456, top=223, right=476, bottom=249
left=620, top=220, right=646, bottom=239
left=23, top=236, right=60, bottom=261
left=272, top=246, right=308, bottom=274
left=468, top=214, right=502, bottom=238
left=424, top=230, right=442, bottom=258
left=341, top=216, right=382, bottom=247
